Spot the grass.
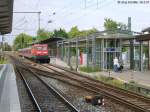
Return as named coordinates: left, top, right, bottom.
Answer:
left=0, top=56, right=8, bottom=64
left=94, top=75, right=124, bottom=88
left=79, top=66, right=101, bottom=73
left=93, top=75, right=150, bottom=97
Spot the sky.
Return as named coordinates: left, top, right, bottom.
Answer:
left=3, top=0, right=150, bottom=45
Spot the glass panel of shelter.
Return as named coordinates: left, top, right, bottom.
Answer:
left=103, top=39, right=121, bottom=70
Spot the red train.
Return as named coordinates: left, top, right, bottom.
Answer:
left=19, top=44, right=50, bottom=63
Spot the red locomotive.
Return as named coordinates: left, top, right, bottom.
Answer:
left=19, top=44, right=50, bottom=63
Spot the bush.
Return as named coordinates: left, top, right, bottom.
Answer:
left=95, top=75, right=124, bottom=88
left=0, top=56, right=7, bottom=64
left=79, top=66, right=101, bottom=73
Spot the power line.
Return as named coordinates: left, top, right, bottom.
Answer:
left=45, top=0, right=114, bottom=31
left=51, top=0, right=110, bottom=22
left=13, top=16, right=26, bottom=28
left=13, top=11, right=41, bottom=30
left=13, top=18, right=28, bottom=29
left=62, top=0, right=114, bottom=27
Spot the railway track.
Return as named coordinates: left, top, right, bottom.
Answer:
left=15, top=66, right=39, bottom=112
left=32, top=63, right=150, bottom=112
left=13, top=63, right=79, bottom=112
left=9, top=55, right=150, bottom=112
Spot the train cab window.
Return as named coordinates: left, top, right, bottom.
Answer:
left=36, top=46, right=47, bottom=50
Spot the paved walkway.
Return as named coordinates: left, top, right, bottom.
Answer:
left=55, top=58, right=150, bottom=87
left=0, top=64, right=21, bottom=112
left=81, top=70, right=150, bottom=87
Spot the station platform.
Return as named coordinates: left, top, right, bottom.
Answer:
left=0, top=64, right=21, bottom=112
left=55, top=58, right=150, bottom=87
left=80, top=70, right=150, bottom=87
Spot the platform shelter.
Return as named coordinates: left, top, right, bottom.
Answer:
left=134, top=28, right=150, bottom=71
left=57, top=30, right=145, bottom=71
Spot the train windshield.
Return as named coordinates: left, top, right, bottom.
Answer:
left=35, top=46, right=47, bottom=50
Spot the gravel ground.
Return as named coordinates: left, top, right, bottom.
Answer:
left=15, top=70, right=38, bottom=112
left=22, top=69, right=74, bottom=112
left=40, top=76, right=134, bottom=112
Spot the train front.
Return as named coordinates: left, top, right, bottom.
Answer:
left=31, top=44, right=50, bottom=63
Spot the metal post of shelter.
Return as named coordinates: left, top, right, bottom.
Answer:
left=68, top=41, right=71, bottom=67
left=92, top=35, right=96, bottom=68
left=120, top=39, right=123, bottom=63
left=140, top=41, right=143, bottom=71
left=130, top=40, right=134, bottom=70
left=61, top=41, right=64, bottom=61
left=76, top=38, right=79, bottom=71
left=102, top=39, right=104, bottom=70
left=56, top=41, right=59, bottom=59
left=148, top=41, right=150, bottom=70
left=86, top=36, right=89, bottom=67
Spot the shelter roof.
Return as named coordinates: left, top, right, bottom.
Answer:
left=142, top=27, right=150, bottom=33
left=135, top=33, right=150, bottom=41
left=0, top=0, right=14, bottom=34
left=38, top=37, right=63, bottom=44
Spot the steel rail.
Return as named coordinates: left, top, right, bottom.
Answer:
left=27, top=65, right=149, bottom=112
left=9, top=55, right=150, bottom=112
left=14, top=66, right=42, bottom=112
left=38, top=64, right=150, bottom=112
left=47, top=63, right=150, bottom=101
left=14, top=61, right=79, bottom=112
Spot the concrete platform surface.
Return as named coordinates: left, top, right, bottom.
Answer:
left=55, top=59, right=150, bottom=87
left=81, top=70, right=150, bottom=87
left=0, top=64, right=21, bottom=112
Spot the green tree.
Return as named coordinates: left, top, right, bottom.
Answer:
left=13, top=33, right=33, bottom=51
left=81, top=28, right=98, bottom=36
left=37, top=29, right=53, bottom=41
left=53, top=28, right=68, bottom=38
left=104, top=18, right=127, bottom=31
left=68, top=26, right=98, bottom=38
left=104, top=18, right=118, bottom=31
left=68, top=26, right=80, bottom=38
left=87, top=28, right=98, bottom=34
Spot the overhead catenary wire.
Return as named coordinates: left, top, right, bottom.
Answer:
left=44, top=0, right=114, bottom=32
left=50, top=0, right=112, bottom=27
left=61, top=0, right=114, bottom=27
left=12, top=0, right=114, bottom=35
left=13, top=16, right=26, bottom=28
left=52, top=0, right=108, bottom=20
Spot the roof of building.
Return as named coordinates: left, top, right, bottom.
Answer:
left=142, top=27, right=150, bottom=33
left=135, top=33, right=150, bottom=41
left=39, top=37, right=64, bottom=44
left=57, top=30, right=138, bottom=44
left=0, top=0, right=14, bottom=34
left=28, top=37, right=64, bottom=45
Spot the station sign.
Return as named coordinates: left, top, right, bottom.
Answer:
left=106, top=48, right=115, bottom=51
